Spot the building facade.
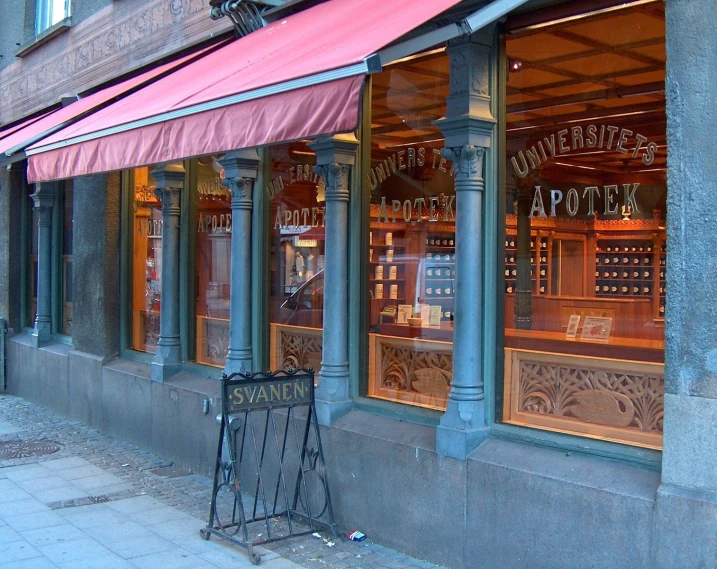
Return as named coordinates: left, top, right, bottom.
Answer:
left=0, top=1, right=715, bottom=567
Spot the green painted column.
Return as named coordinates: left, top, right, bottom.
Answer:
left=435, top=31, right=496, bottom=460
left=150, top=163, right=185, bottom=382
left=308, top=134, right=359, bottom=426
left=219, top=149, right=260, bottom=376
left=30, top=183, right=56, bottom=347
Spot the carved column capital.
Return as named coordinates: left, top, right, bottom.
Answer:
left=31, top=185, right=56, bottom=226
left=151, top=163, right=184, bottom=217
left=313, top=163, right=350, bottom=202
left=153, top=186, right=182, bottom=216
left=222, top=176, right=253, bottom=211
left=442, top=145, right=485, bottom=187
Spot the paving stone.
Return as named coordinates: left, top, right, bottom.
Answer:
left=33, top=486, right=89, bottom=504
left=0, top=525, right=24, bottom=544
left=3, top=557, right=59, bottom=569
left=0, top=485, right=33, bottom=503
left=19, top=523, right=87, bottom=547
left=0, top=498, right=52, bottom=517
left=4, top=510, right=68, bottom=532
left=82, top=520, right=150, bottom=545
left=129, top=546, right=203, bottom=569
left=0, top=539, right=43, bottom=563
left=39, top=537, right=115, bottom=564
left=41, top=457, right=92, bottom=470
left=106, top=533, right=178, bottom=559
left=56, top=553, right=134, bottom=569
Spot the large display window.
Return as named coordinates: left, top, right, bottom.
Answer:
left=130, top=166, right=162, bottom=354
left=60, top=182, right=73, bottom=336
left=194, top=157, right=232, bottom=367
left=365, top=51, right=455, bottom=410
left=268, top=144, right=325, bottom=374
left=501, top=3, right=666, bottom=448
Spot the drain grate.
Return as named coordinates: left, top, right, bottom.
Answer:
left=0, top=440, right=62, bottom=460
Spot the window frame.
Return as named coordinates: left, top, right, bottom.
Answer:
left=492, top=15, right=664, bottom=468
left=35, top=0, right=71, bottom=35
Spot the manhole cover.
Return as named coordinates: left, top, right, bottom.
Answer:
left=0, top=440, right=62, bottom=459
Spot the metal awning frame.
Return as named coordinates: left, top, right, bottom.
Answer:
left=27, top=0, right=529, bottom=158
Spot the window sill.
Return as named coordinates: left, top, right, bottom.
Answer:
left=16, top=17, right=72, bottom=58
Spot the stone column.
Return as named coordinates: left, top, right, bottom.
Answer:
left=654, top=1, right=717, bottom=566
left=30, top=183, right=56, bottom=347
left=0, top=163, right=25, bottom=333
left=434, top=33, right=496, bottom=459
left=72, top=173, right=121, bottom=358
left=150, top=163, right=185, bottom=382
left=218, top=150, right=259, bottom=376
left=308, top=134, right=359, bottom=426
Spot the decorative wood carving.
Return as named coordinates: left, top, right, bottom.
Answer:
left=513, top=351, right=664, bottom=436
left=279, top=328, right=322, bottom=372
left=379, top=343, right=452, bottom=397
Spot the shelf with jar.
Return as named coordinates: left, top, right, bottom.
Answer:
left=594, top=239, right=656, bottom=298
left=657, top=241, right=666, bottom=319
left=424, top=231, right=456, bottom=321
left=503, top=232, right=549, bottom=295
left=368, top=225, right=418, bottom=326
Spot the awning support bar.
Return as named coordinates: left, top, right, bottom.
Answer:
left=366, top=0, right=531, bottom=71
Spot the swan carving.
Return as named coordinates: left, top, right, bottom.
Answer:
left=568, top=390, right=635, bottom=428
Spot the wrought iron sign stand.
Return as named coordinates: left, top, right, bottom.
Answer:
left=200, top=369, right=337, bottom=565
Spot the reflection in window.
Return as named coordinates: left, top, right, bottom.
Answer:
left=268, top=144, right=325, bottom=375
left=502, top=3, right=666, bottom=448
left=36, top=0, right=70, bottom=34
left=130, top=167, right=161, bottom=354
left=195, top=157, right=231, bottom=367
left=366, top=51, right=454, bottom=411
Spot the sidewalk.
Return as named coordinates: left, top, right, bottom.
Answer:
left=0, top=393, right=445, bottom=569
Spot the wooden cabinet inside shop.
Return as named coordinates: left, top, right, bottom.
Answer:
left=369, top=206, right=456, bottom=330
left=504, top=213, right=666, bottom=351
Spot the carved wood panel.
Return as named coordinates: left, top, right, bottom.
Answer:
left=368, top=334, right=453, bottom=411
left=505, top=348, right=664, bottom=448
left=270, top=324, right=323, bottom=374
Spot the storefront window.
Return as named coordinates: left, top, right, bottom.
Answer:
left=61, top=182, right=73, bottom=335
left=268, top=144, right=325, bottom=373
left=130, top=167, right=162, bottom=354
left=366, top=51, right=453, bottom=410
left=194, top=157, right=231, bottom=367
left=28, top=205, right=38, bottom=328
left=502, top=4, right=666, bottom=448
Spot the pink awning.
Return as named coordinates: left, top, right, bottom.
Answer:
left=27, top=0, right=463, bottom=182
left=0, top=111, right=55, bottom=144
left=1, top=47, right=215, bottom=161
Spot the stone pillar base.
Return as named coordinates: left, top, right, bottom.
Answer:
left=653, top=484, right=717, bottom=569
left=223, top=357, right=251, bottom=377
left=314, top=398, right=353, bottom=427
left=31, top=321, right=52, bottom=348
left=436, top=399, right=489, bottom=459
left=150, top=361, right=182, bottom=382
left=436, top=423, right=489, bottom=460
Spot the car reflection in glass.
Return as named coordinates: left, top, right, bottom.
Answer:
left=280, top=269, right=324, bottom=327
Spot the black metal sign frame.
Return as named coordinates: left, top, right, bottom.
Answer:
left=200, top=368, right=337, bottom=565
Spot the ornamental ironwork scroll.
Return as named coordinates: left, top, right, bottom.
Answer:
left=201, top=369, right=337, bottom=565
